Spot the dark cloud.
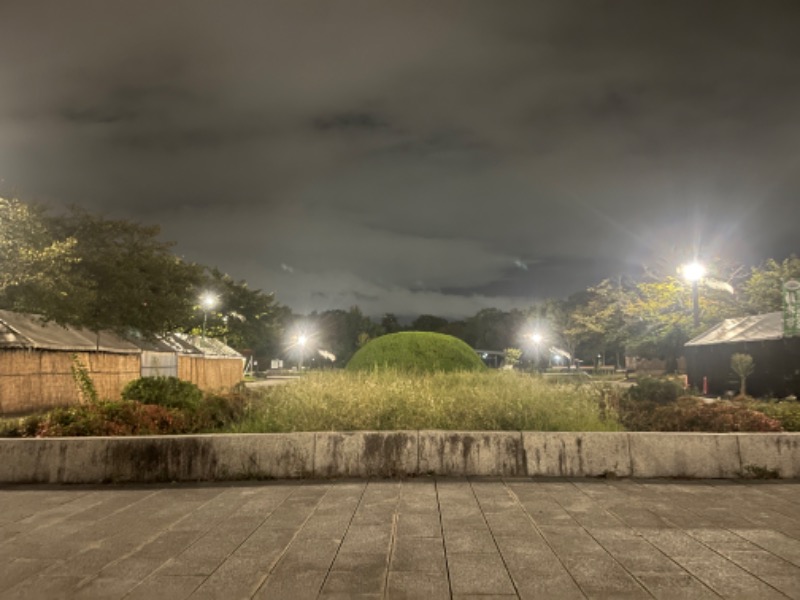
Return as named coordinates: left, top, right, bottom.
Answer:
left=1, top=0, right=798, bottom=317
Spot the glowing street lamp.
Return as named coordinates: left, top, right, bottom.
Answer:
left=682, top=262, right=705, bottom=327
left=200, top=292, right=218, bottom=340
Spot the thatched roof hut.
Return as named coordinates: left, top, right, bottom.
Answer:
left=0, top=310, right=141, bottom=414
left=170, top=333, right=245, bottom=392
left=0, top=310, right=246, bottom=414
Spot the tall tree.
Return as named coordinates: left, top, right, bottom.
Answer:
left=410, top=314, right=449, bottom=332
left=463, top=308, right=525, bottom=350
left=743, top=256, right=800, bottom=314
left=311, top=306, right=380, bottom=367
left=568, top=278, right=630, bottom=367
left=0, top=197, right=75, bottom=292
left=380, top=313, right=402, bottom=335
left=6, top=207, right=202, bottom=339
left=190, top=268, right=290, bottom=356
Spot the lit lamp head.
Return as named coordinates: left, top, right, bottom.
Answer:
left=531, top=333, right=543, bottom=344
left=683, top=262, right=706, bottom=283
left=200, top=292, right=218, bottom=311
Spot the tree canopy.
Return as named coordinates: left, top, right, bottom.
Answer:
left=0, top=197, right=76, bottom=292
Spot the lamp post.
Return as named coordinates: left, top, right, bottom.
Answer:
left=200, top=293, right=217, bottom=340
left=531, top=332, right=543, bottom=372
left=682, top=262, right=705, bottom=328
left=297, top=334, right=307, bottom=370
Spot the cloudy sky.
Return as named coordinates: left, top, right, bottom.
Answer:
left=1, top=1, right=798, bottom=318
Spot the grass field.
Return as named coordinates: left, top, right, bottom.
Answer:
left=228, top=369, right=622, bottom=433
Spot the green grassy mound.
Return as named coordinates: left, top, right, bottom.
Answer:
left=346, top=332, right=486, bottom=373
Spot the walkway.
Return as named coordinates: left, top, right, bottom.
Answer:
left=2, top=478, right=800, bottom=598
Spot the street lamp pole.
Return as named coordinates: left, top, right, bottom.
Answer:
left=531, top=332, right=543, bottom=373
left=682, top=262, right=705, bottom=328
left=200, top=293, right=218, bottom=341
left=298, top=335, right=307, bottom=370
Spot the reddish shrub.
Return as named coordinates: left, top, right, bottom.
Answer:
left=623, top=400, right=783, bottom=432
left=28, top=401, right=188, bottom=437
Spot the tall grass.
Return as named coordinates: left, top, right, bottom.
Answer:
left=229, top=370, right=622, bottom=433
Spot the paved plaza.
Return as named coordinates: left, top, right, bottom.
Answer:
left=1, top=478, right=800, bottom=599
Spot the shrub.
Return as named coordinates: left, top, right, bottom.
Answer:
left=1, top=401, right=189, bottom=437
left=619, top=398, right=782, bottom=432
left=627, top=377, right=683, bottom=405
left=121, top=377, right=203, bottom=412
left=346, top=332, right=486, bottom=374
left=191, top=393, right=250, bottom=431
left=749, top=401, right=800, bottom=432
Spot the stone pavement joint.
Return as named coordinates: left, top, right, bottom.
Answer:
left=1, top=478, right=800, bottom=599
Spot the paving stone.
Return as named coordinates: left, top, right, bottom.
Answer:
left=97, top=556, right=166, bottom=580
left=272, top=535, right=341, bottom=571
left=133, top=530, right=204, bottom=559
left=338, top=524, right=393, bottom=554
left=494, top=535, right=574, bottom=577
left=385, top=571, right=450, bottom=599
left=390, top=536, right=446, bottom=572
left=732, top=528, right=800, bottom=567
left=515, top=574, right=585, bottom=600
left=635, top=572, right=719, bottom=600
left=71, top=577, right=141, bottom=599
left=189, top=555, right=274, bottom=599
left=395, top=511, right=442, bottom=537
left=0, top=558, right=52, bottom=591
left=332, top=551, right=388, bottom=571
left=320, top=563, right=387, bottom=595
left=252, top=568, right=328, bottom=600
left=0, top=574, right=84, bottom=600
left=447, top=552, right=517, bottom=595
left=673, top=554, right=790, bottom=599
left=443, top=527, right=498, bottom=553
left=234, top=525, right=297, bottom=557
left=125, top=575, right=206, bottom=600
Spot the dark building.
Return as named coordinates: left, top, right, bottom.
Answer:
left=684, top=312, right=800, bottom=398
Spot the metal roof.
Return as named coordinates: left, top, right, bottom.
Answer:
left=685, top=312, right=786, bottom=347
left=171, top=333, right=243, bottom=358
left=0, top=310, right=243, bottom=357
left=0, top=310, right=141, bottom=354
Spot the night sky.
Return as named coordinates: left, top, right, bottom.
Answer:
left=2, top=1, right=798, bottom=318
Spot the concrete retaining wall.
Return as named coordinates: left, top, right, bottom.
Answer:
left=1, top=431, right=799, bottom=483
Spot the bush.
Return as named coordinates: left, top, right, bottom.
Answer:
left=2, top=400, right=189, bottom=437
left=121, top=377, right=203, bottom=412
left=346, top=332, right=486, bottom=374
left=619, top=398, right=782, bottom=432
left=749, top=401, right=800, bottom=432
left=627, top=377, right=683, bottom=405
left=191, top=393, right=250, bottom=431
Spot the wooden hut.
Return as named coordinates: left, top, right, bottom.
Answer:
left=0, top=310, right=141, bottom=414
left=170, top=333, right=244, bottom=392
left=685, top=312, right=800, bottom=397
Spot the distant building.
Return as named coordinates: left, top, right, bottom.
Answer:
left=684, top=312, right=800, bottom=397
left=0, top=310, right=244, bottom=415
left=475, top=350, right=505, bottom=369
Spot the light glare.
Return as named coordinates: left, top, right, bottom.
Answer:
left=683, top=262, right=705, bottom=282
